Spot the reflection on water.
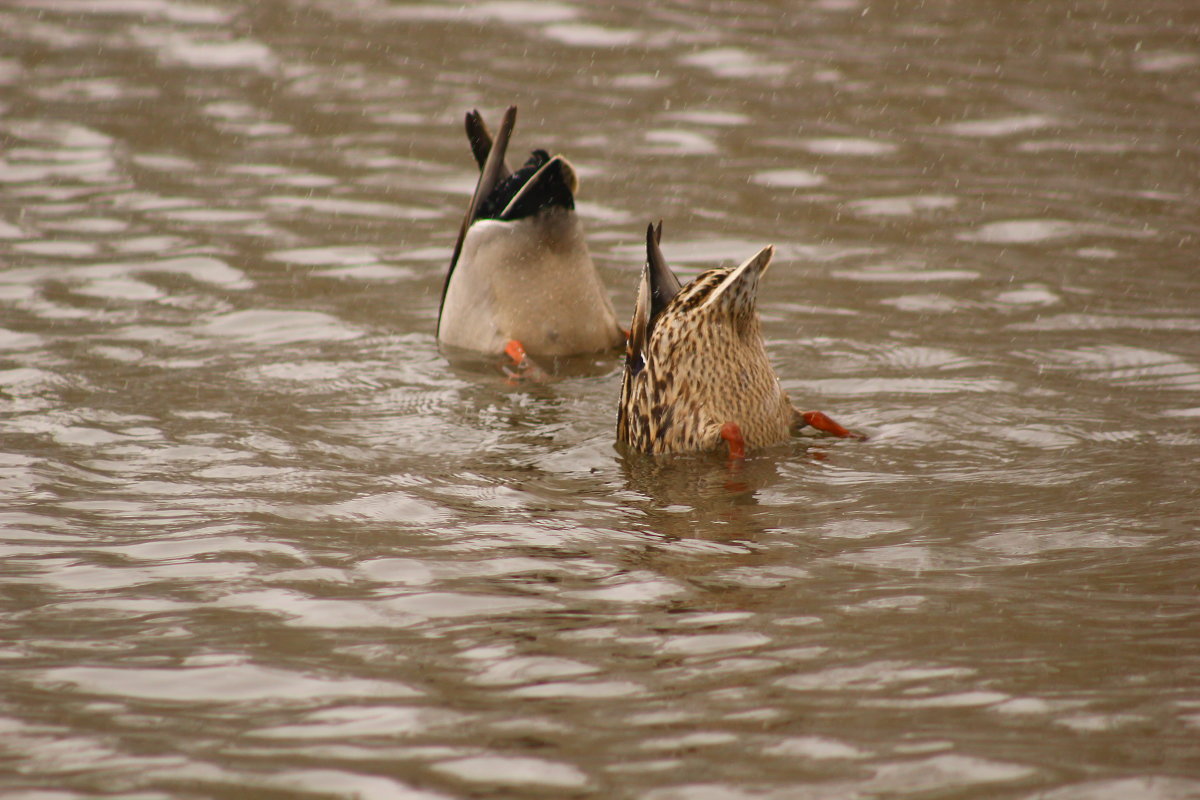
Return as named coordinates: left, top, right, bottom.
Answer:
left=2, top=0, right=1199, bottom=797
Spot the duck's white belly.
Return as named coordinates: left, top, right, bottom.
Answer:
left=438, top=211, right=623, bottom=356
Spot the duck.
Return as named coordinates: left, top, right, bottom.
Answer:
left=438, top=106, right=625, bottom=360
left=617, top=222, right=862, bottom=458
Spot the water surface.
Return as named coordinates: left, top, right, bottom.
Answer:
left=2, top=0, right=1198, bottom=798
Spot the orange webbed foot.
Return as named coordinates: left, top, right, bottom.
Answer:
left=504, top=339, right=528, bottom=365
left=799, top=410, right=867, bottom=441
left=720, top=421, right=747, bottom=461
left=503, top=339, right=548, bottom=382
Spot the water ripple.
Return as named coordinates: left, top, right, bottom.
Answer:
left=1, top=1, right=1196, bottom=797
left=130, top=27, right=279, bottom=72
left=41, top=663, right=420, bottom=703
left=199, top=309, right=361, bottom=345
left=432, top=755, right=590, bottom=790
left=249, top=706, right=459, bottom=740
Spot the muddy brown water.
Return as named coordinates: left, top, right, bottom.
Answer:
left=1, top=1, right=1198, bottom=798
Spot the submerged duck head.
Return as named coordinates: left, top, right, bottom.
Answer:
left=438, top=107, right=623, bottom=357
left=617, top=223, right=795, bottom=456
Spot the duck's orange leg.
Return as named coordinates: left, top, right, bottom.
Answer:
left=720, top=421, right=747, bottom=460
left=799, top=410, right=867, bottom=441
left=503, top=339, right=548, bottom=382
left=504, top=339, right=528, bottom=365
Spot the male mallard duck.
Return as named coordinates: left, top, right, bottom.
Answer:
left=438, top=106, right=625, bottom=360
left=617, top=223, right=861, bottom=458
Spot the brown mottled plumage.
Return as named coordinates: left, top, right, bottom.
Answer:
left=617, top=223, right=858, bottom=456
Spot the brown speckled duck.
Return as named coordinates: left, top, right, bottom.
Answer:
left=617, top=223, right=861, bottom=458
left=438, top=106, right=625, bottom=360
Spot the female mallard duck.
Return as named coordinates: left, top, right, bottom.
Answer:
left=438, top=106, right=625, bottom=359
left=617, top=223, right=861, bottom=458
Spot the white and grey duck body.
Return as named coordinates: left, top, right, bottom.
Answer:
left=438, top=106, right=624, bottom=358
